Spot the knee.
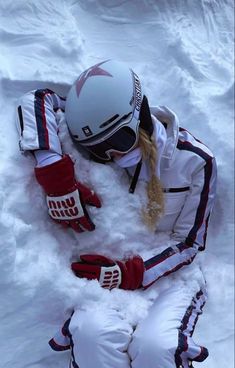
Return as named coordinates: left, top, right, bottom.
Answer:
left=130, top=326, right=178, bottom=365
left=72, top=309, right=132, bottom=350
left=78, top=311, right=106, bottom=345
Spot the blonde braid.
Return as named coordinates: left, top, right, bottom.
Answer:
left=138, top=128, right=164, bottom=230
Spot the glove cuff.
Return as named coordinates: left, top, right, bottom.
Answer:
left=35, top=155, right=77, bottom=195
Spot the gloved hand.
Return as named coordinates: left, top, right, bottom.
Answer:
left=35, top=155, right=101, bottom=232
left=71, top=254, right=145, bottom=290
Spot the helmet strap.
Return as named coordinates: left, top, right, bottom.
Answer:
left=127, top=95, right=152, bottom=194
left=128, top=160, right=142, bottom=194
left=139, top=95, right=154, bottom=137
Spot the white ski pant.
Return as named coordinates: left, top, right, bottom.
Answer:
left=67, top=278, right=208, bottom=368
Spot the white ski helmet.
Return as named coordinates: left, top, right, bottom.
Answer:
left=65, top=60, right=143, bottom=161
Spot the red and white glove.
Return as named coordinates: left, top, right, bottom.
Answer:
left=71, top=254, right=145, bottom=290
left=35, top=155, right=101, bottom=232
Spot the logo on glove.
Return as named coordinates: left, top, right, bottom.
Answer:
left=47, top=190, right=84, bottom=220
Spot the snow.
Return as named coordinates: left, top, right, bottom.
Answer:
left=0, top=0, right=234, bottom=367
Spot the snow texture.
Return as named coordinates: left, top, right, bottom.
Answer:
left=0, top=1, right=234, bottom=367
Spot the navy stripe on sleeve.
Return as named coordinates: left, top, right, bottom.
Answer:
left=144, top=242, right=191, bottom=270
left=34, top=89, right=54, bottom=149
left=17, top=105, right=24, bottom=135
left=177, top=140, right=213, bottom=249
left=48, top=338, right=70, bottom=351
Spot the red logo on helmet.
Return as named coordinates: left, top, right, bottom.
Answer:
left=76, top=61, right=113, bottom=98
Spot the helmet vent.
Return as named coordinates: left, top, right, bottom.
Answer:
left=99, top=114, right=119, bottom=128
left=100, top=112, right=132, bottom=130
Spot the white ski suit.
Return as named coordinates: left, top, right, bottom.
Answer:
left=16, top=89, right=217, bottom=368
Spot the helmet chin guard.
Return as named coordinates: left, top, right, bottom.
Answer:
left=65, top=60, right=152, bottom=161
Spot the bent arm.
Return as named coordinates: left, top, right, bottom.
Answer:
left=143, top=156, right=217, bottom=288
left=16, top=88, right=65, bottom=154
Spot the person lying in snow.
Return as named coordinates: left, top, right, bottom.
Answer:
left=16, top=60, right=217, bottom=368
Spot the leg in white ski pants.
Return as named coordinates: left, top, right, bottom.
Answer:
left=68, top=279, right=208, bottom=368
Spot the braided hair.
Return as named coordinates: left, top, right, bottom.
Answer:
left=138, top=127, right=164, bottom=230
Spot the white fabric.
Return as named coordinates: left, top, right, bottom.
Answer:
left=113, top=146, right=142, bottom=169
left=129, top=272, right=207, bottom=368
left=151, top=105, right=179, bottom=161
left=16, top=90, right=65, bottom=153
left=59, top=267, right=207, bottom=368
left=34, top=150, right=61, bottom=167
left=142, top=243, right=198, bottom=288
left=152, top=115, right=167, bottom=177
left=68, top=308, right=133, bottom=368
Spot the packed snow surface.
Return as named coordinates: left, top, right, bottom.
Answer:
left=0, top=1, right=234, bottom=367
